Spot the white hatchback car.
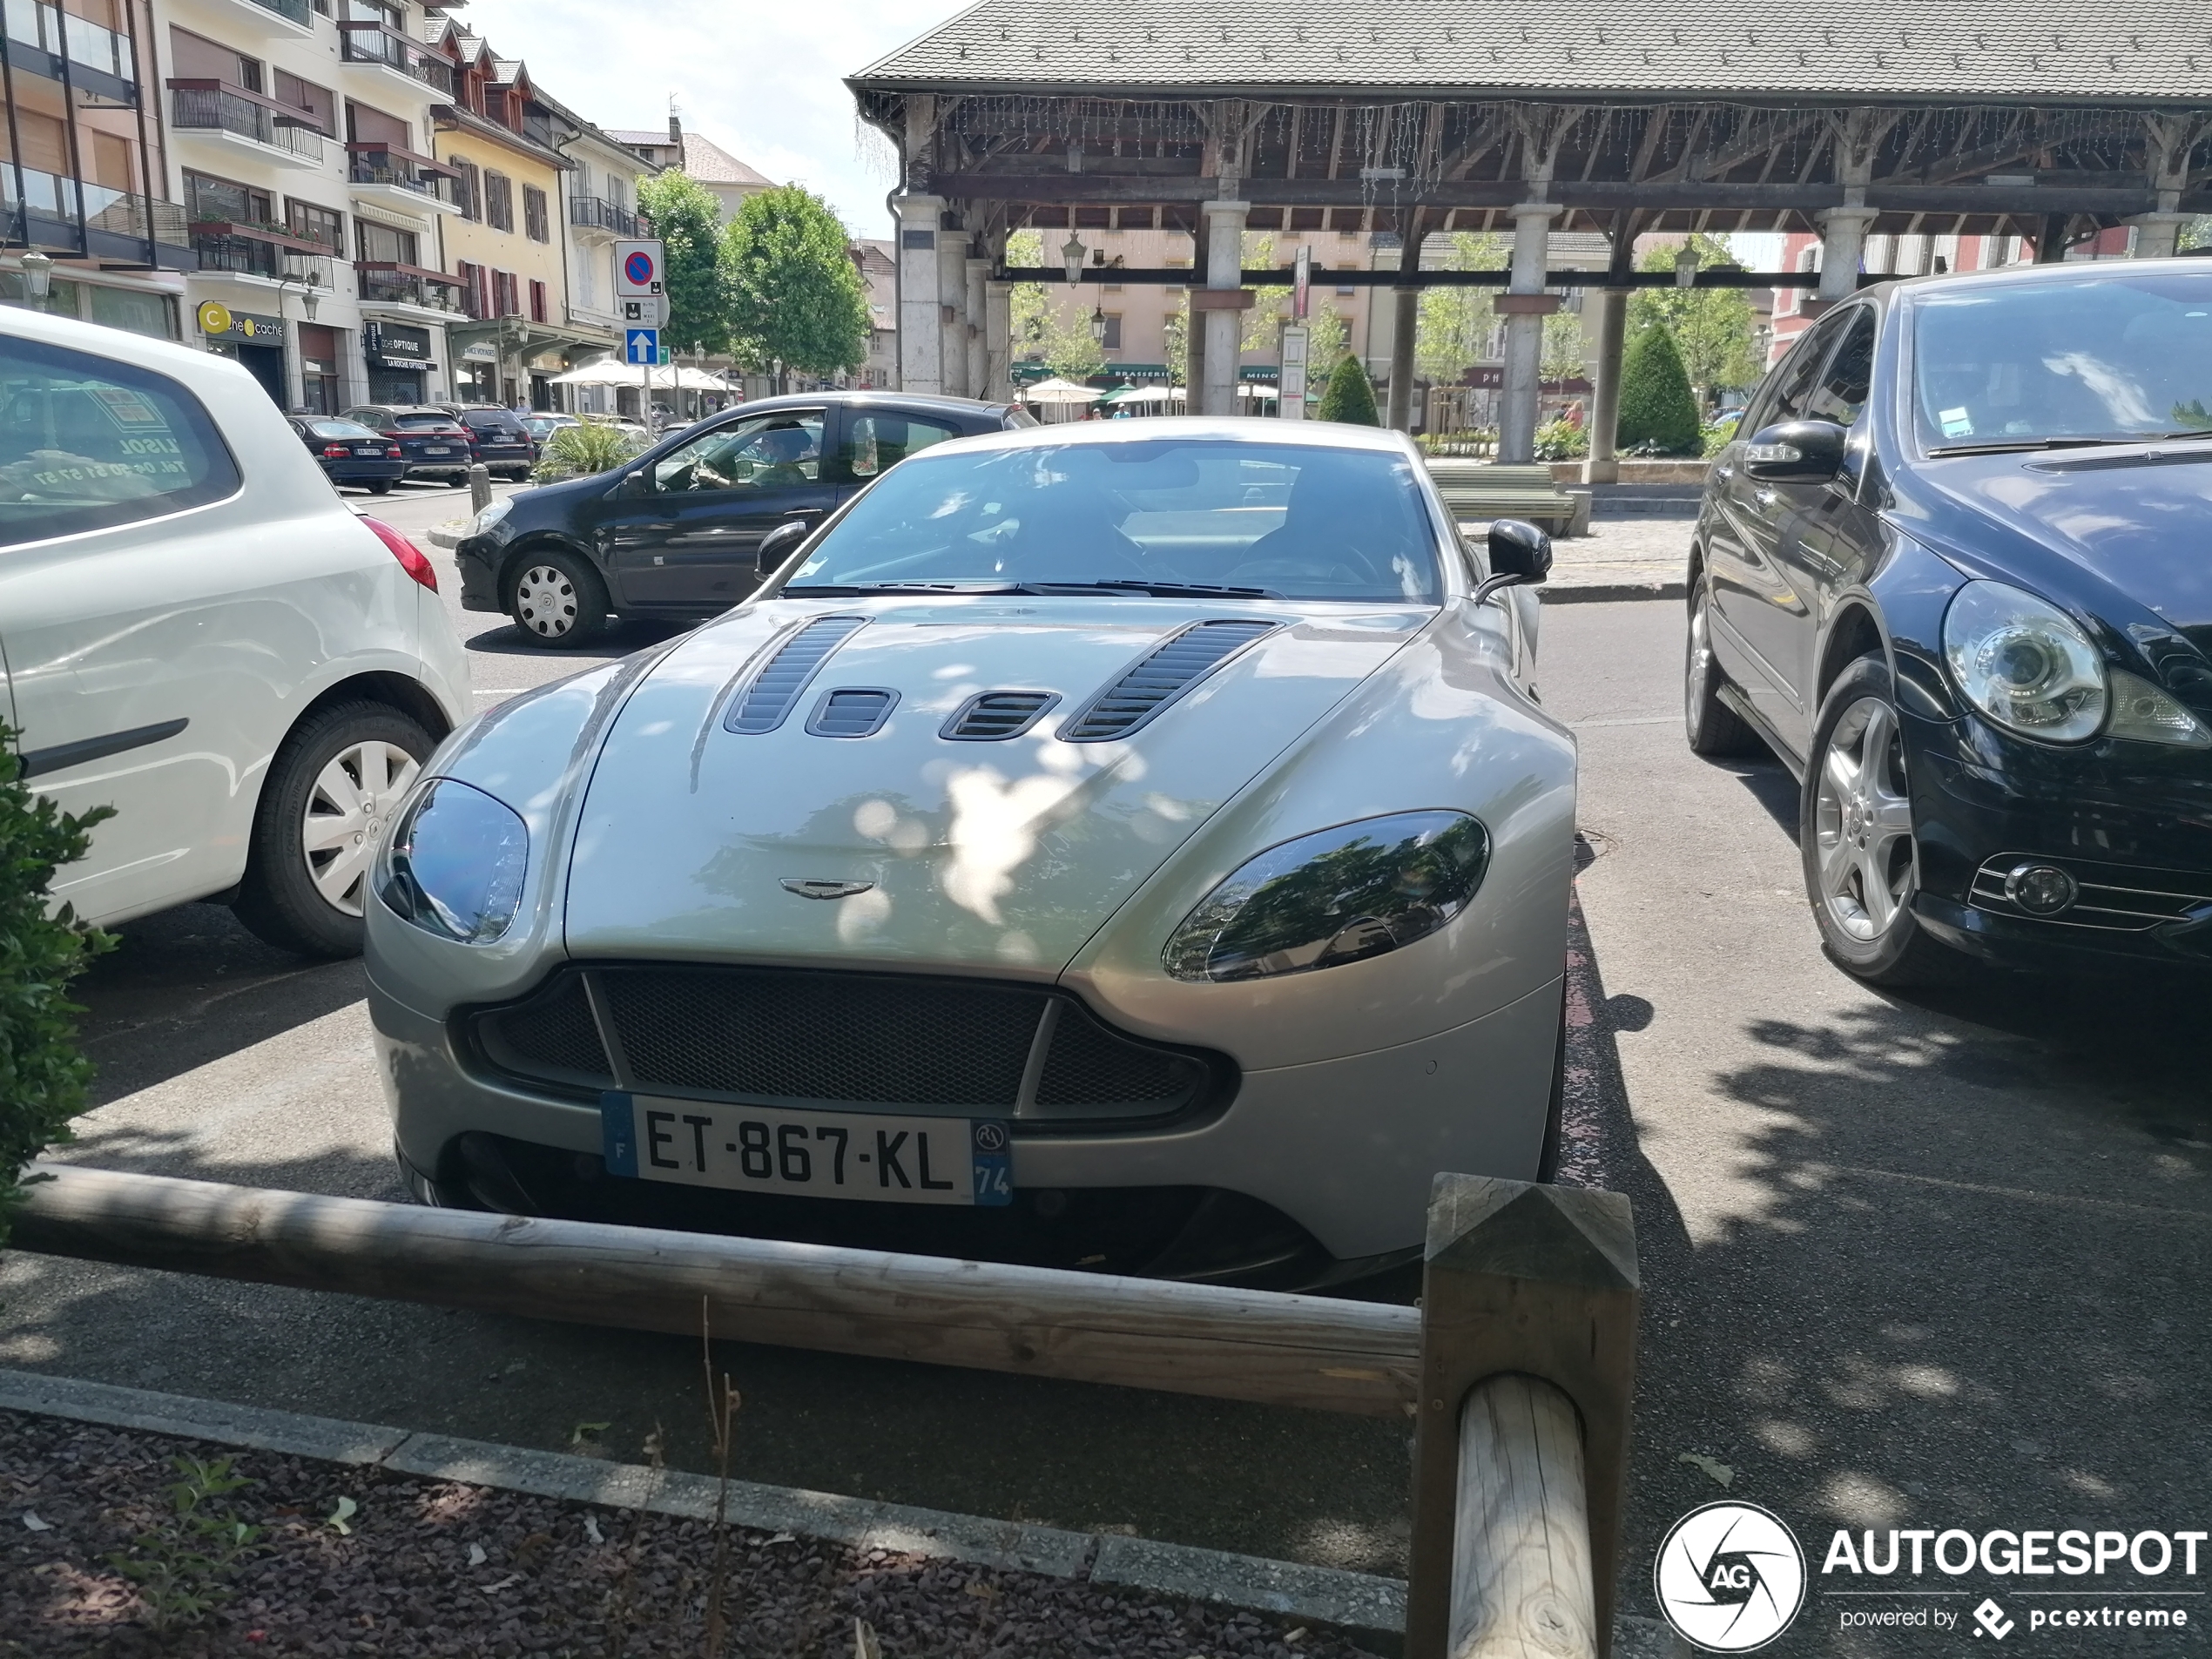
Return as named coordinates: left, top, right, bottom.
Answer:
left=0, top=307, right=469, bottom=954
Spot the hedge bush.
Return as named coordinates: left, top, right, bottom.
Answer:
left=1, top=727, right=111, bottom=1251
left=1615, top=324, right=1703, bottom=456
left=1315, top=355, right=1380, bottom=425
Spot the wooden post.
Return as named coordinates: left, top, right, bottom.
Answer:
left=1406, top=1175, right=1639, bottom=1659
left=1451, top=1375, right=1596, bottom=1659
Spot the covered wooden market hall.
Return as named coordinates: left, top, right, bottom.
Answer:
left=848, top=0, right=2212, bottom=470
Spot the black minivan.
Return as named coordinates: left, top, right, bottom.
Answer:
left=451, top=392, right=1031, bottom=644
left=449, top=405, right=537, bottom=481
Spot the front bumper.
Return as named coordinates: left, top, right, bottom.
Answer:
left=454, top=536, right=502, bottom=610
left=369, top=967, right=1563, bottom=1271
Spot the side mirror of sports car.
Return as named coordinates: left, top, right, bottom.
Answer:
left=1474, top=517, right=1552, bottom=604
left=756, top=518, right=812, bottom=575
left=1743, top=418, right=1847, bottom=483
left=609, top=468, right=648, bottom=499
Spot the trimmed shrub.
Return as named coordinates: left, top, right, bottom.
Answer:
left=1615, top=325, right=1703, bottom=456
left=531, top=420, right=643, bottom=482
left=1315, top=355, right=1380, bottom=425
left=0, top=727, right=111, bottom=1251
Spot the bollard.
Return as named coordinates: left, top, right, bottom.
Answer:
left=1406, top=1174, right=1640, bottom=1659
left=469, top=462, right=491, bottom=515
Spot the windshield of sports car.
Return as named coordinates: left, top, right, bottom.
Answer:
left=1912, top=272, right=2212, bottom=452
left=784, top=436, right=1446, bottom=602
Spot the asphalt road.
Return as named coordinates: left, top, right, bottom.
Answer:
left=5, top=538, right=2208, bottom=1627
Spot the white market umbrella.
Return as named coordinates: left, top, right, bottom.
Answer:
left=1021, top=375, right=1103, bottom=405
left=551, top=360, right=728, bottom=390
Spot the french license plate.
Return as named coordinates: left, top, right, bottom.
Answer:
left=421, top=444, right=451, bottom=455
left=601, top=1092, right=1012, bottom=1207
left=355, top=445, right=384, bottom=456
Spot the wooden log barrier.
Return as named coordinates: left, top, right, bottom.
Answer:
left=11, top=1163, right=1420, bottom=1418
left=1406, top=1176, right=1639, bottom=1659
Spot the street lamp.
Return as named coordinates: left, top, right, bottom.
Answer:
left=19, top=250, right=52, bottom=300
left=1061, top=233, right=1086, bottom=287
left=1674, top=246, right=1701, bottom=289
left=1089, top=305, right=1108, bottom=344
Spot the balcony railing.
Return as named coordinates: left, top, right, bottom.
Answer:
left=568, top=195, right=638, bottom=238
left=241, top=0, right=312, bottom=25
left=357, top=262, right=462, bottom=312
left=347, top=143, right=460, bottom=208
left=3, top=0, right=136, bottom=90
left=338, top=24, right=455, bottom=95
left=169, top=82, right=323, bottom=161
left=192, top=232, right=327, bottom=285
left=3, top=165, right=187, bottom=248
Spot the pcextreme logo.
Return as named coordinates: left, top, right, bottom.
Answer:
left=1655, top=1501, right=1810, bottom=1652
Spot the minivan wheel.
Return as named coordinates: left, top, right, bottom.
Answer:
left=507, top=549, right=609, bottom=647
left=1800, top=655, right=1962, bottom=987
left=233, top=701, right=432, bottom=958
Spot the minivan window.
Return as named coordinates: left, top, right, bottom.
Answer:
left=0, top=334, right=239, bottom=546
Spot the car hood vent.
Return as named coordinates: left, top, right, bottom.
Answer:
left=941, top=690, right=1061, bottom=741
left=725, top=616, right=867, bottom=734
left=807, top=687, right=900, bottom=738
left=1059, top=620, right=1279, bottom=742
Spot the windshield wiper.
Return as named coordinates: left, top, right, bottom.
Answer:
left=780, top=580, right=1029, bottom=595
left=1926, top=437, right=2130, bottom=456
left=1016, top=579, right=1287, bottom=600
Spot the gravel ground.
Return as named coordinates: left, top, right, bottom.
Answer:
left=1, top=1412, right=1384, bottom=1658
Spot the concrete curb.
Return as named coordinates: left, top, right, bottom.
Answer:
left=424, top=523, right=466, bottom=550
left=1544, top=580, right=1686, bottom=604
left=0, top=1366, right=1402, bottom=1644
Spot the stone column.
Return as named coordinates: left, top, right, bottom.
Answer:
left=1581, top=287, right=1629, bottom=484
left=895, top=194, right=946, bottom=394
left=1385, top=233, right=1422, bottom=433
left=1496, top=201, right=1561, bottom=466
left=2129, top=214, right=2191, bottom=260
left=935, top=229, right=971, bottom=398
left=964, top=255, right=990, bottom=401
left=1198, top=198, right=1249, bottom=418
left=983, top=278, right=1013, bottom=401
left=1815, top=207, right=1878, bottom=302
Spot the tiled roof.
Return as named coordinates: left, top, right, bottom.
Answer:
left=852, top=0, right=2212, bottom=102
left=682, top=132, right=774, bottom=188
left=604, top=129, right=675, bottom=148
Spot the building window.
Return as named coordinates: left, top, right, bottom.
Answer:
left=183, top=170, right=272, bottom=226
left=529, top=278, right=547, bottom=323
left=1163, top=258, right=1190, bottom=294
left=456, top=260, right=489, bottom=320
left=298, top=321, right=341, bottom=414
left=273, top=70, right=334, bottom=134
left=484, top=171, right=514, bottom=232
left=355, top=219, right=419, bottom=266
left=449, top=157, right=481, bottom=220
left=523, top=185, right=548, bottom=243
left=1337, top=265, right=1358, bottom=296
left=285, top=200, right=344, bottom=253
left=1101, top=313, right=1123, bottom=350
left=493, top=269, right=519, bottom=317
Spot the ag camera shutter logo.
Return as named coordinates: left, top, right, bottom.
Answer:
left=1655, top=1501, right=1807, bottom=1651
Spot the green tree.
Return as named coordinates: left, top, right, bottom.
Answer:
left=1541, top=309, right=1586, bottom=384
left=1005, top=229, right=1104, bottom=381
left=724, top=185, right=870, bottom=389
left=1415, top=233, right=1504, bottom=384
left=1, top=725, right=111, bottom=1252
left=1629, top=233, right=1764, bottom=411
left=1316, top=354, right=1380, bottom=425
left=1615, top=324, right=1703, bottom=455
left=635, top=170, right=731, bottom=358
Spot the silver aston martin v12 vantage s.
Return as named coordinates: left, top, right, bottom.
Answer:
left=366, top=419, right=1577, bottom=1287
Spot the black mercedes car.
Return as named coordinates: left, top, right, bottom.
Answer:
left=452, top=392, right=1033, bottom=644
left=287, top=415, right=406, bottom=494
left=1687, top=257, right=2212, bottom=984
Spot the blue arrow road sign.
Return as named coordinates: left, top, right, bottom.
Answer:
left=624, top=327, right=659, bottom=365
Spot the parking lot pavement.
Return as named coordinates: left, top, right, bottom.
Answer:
left=6, top=593, right=2207, bottom=1600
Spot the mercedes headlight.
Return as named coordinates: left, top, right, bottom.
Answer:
left=1163, top=812, right=1490, bottom=982
left=468, top=497, right=512, bottom=538
left=375, top=779, right=528, bottom=943
left=1942, top=581, right=2107, bottom=743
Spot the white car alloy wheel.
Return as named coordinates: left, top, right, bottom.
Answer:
left=515, top=563, right=580, bottom=638
left=301, top=739, right=422, bottom=916
left=1811, top=694, right=1915, bottom=941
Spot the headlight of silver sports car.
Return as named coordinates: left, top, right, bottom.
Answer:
left=1942, top=579, right=2209, bottom=746
left=375, top=779, right=529, bottom=944
left=1163, top=811, right=1489, bottom=982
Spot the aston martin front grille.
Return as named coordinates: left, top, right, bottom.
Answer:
left=468, top=966, right=1229, bottom=1128
left=1968, top=853, right=2212, bottom=932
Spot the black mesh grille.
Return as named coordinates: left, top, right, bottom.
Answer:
left=1060, top=620, right=1277, bottom=741
left=1036, top=1001, right=1204, bottom=1109
left=725, top=617, right=867, bottom=734
left=942, top=691, right=1059, bottom=741
left=600, top=968, right=1042, bottom=1105
left=807, top=687, right=898, bottom=738
left=478, top=974, right=610, bottom=1081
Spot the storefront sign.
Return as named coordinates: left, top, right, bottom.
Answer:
left=365, top=322, right=436, bottom=372
left=460, top=341, right=499, bottom=363
left=197, top=301, right=284, bottom=341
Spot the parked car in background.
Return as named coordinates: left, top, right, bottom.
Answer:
left=520, top=412, right=579, bottom=445
left=287, top=416, right=406, bottom=495
left=3, top=308, right=469, bottom=956
left=454, top=393, right=1032, bottom=644
left=370, top=420, right=1568, bottom=1285
left=342, top=405, right=475, bottom=487
left=1687, top=256, right=2212, bottom=986
left=448, top=405, right=537, bottom=481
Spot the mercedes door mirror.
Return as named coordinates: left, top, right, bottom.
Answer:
left=756, top=518, right=812, bottom=575
left=1743, top=419, right=1847, bottom=483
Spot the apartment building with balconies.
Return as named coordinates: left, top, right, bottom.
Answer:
left=153, top=0, right=462, bottom=408
left=0, top=0, right=195, bottom=340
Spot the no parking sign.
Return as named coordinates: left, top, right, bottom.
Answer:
left=615, top=238, right=664, bottom=299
